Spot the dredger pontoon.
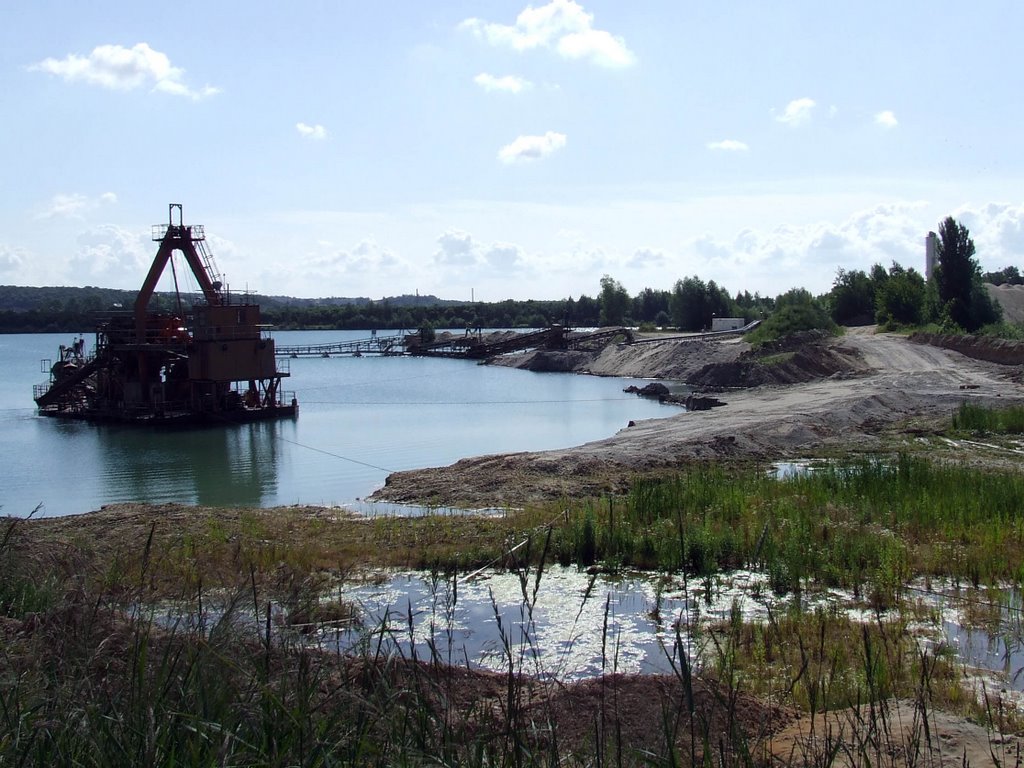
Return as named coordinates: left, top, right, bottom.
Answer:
left=33, top=204, right=297, bottom=425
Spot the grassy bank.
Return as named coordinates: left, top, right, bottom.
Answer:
left=13, top=453, right=1024, bottom=605
left=5, top=404, right=1024, bottom=764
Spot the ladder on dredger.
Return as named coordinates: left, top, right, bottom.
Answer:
left=33, top=356, right=102, bottom=410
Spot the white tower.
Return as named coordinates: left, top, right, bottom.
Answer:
left=925, top=231, right=938, bottom=280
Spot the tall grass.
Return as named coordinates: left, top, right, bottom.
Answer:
left=952, top=400, right=1024, bottom=434
left=550, top=455, right=1024, bottom=601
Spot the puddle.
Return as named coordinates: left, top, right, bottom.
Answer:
left=769, top=460, right=820, bottom=479
left=332, top=568, right=678, bottom=679
left=907, top=579, right=1024, bottom=694
left=303, top=568, right=909, bottom=680
left=150, top=567, right=1024, bottom=698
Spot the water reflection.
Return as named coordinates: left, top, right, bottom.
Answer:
left=246, top=568, right=687, bottom=680
left=913, top=581, right=1024, bottom=691
left=90, top=420, right=281, bottom=508
left=330, top=571, right=1024, bottom=690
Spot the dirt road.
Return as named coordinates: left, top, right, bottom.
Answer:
left=372, top=331, right=1024, bottom=507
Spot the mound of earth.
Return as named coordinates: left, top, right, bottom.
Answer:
left=523, top=672, right=795, bottom=762
left=986, top=282, right=1024, bottom=325
left=687, top=331, right=867, bottom=388
left=911, top=331, right=1024, bottom=366
left=767, top=698, right=1024, bottom=768
left=492, top=332, right=750, bottom=380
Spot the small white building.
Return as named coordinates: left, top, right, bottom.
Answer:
left=711, top=317, right=745, bottom=332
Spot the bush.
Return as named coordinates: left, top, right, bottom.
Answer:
left=747, top=289, right=837, bottom=345
left=952, top=401, right=1024, bottom=434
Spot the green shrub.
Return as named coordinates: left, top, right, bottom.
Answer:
left=952, top=401, right=1024, bottom=434
left=747, top=290, right=837, bottom=345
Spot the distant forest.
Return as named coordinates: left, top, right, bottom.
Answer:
left=5, top=217, right=1021, bottom=341
left=0, top=280, right=769, bottom=334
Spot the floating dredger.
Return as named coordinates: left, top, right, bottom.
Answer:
left=33, top=204, right=297, bottom=424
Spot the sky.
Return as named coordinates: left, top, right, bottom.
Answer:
left=2, top=0, right=1024, bottom=303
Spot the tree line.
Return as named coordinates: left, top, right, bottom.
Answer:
left=0, top=216, right=1016, bottom=338
left=828, top=216, right=1003, bottom=333
left=0, top=279, right=773, bottom=334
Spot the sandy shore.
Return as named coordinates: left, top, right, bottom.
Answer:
left=371, top=328, right=1024, bottom=507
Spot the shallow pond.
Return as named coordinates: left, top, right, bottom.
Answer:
left=155, top=565, right=1024, bottom=698
left=324, top=569, right=1024, bottom=694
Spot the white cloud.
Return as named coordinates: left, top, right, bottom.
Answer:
left=875, top=110, right=898, bottom=128
left=498, top=131, right=567, bottom=164
left=951, top=202, right=1024, bottom=268
left=30, top=43, right=219, bottom=100
left=0, top=245, right=25, bottom=274
left=776, top=97, right=816, bottom=126
left=556, top=28, right=635, bottom=68
left=483, top=243, right=524, bottom=271
left=707, top=139, right=749, bottom=152
left=258, top=237, right=410, bottom=297
left=473, top=73, right=533, bottom=93
left=460, top=0, right=635, bottom=68
left=547, top=241, right=610, bottom=276
left=336, top=238, right=400, bottom=272
left=296, top=122, right=328, bottom=140
left=68, top=225, right=152, bottom=283
left=679, top=202, right=932, bottom=294
left=35, top=192, right=118, bottom=220
left=435, top=230, right=478, bottom=265
left=627, top=248, right=666, bottom=268
left=310, top=238, right=400, bottom=273
left=433, top=231, right=526, bottom=274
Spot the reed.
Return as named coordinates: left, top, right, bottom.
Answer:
left=546, top=455, right=1024, bottom=602
left=952, top=400, right=1024, bottom=434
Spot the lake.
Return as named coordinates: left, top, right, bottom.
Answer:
left=1, top=330, right=679, bottom=518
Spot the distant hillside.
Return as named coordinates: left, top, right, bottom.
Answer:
left=256, top=293, right=462, bottom=310
left=0, top=285, right=459, bottom=313
left=0, top=284, right=576, bottom=333
left=0, top=285, right=138, bottom=313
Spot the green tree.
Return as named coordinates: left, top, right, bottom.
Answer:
left=875, top=263, right=926, bottom=327
left=983, top=265, right=1023, bottom=285
left=670, top=276, right=740, bottom=331
left=829, top=268, right=876, bottom=326
left=705, top=280, right=736, bottom=323
left=598, top=275, right=630, bottom=326
left=573, top=294, right=600, bottom=326
left=933, top=216, right=1001, bottom=331
left=669, top=276, right=707, bottom=331
left=633, top=287, right=670, bottom=324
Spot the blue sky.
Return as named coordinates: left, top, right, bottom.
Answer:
left=3, top=1, right=1023, bottom=302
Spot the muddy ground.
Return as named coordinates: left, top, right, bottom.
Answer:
left=373, top=328, right=1024, bottom=508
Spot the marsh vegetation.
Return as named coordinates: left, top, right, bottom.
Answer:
left=5, top=404, right=1024, bottom=765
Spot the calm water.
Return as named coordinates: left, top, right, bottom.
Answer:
left=1, top=331, right=679, bottom=518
